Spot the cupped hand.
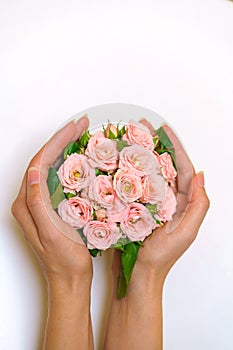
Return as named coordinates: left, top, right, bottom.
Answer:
left=112, top=119, right=210, bottom=286
left=135, top=120, right=209, bottom=280
left=12, top=117, right=93, bottom=288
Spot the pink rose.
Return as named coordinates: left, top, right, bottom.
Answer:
left=113, top=169, right=142, bottom=203
left=119, top=144, right=159, bottom=176
left=156, top=152, right=177, bottom=185
left=106, top=197, right=128, bottom=223
left=58, top=197, right=93, bottom=229
left=105, top=123, right=118, bottom=138
left=88, top=175, right=115, bottom=208
left=120, top=202, right=156, bottom=241
left=85, top=132, right=119, bottom=172
left=157, top=186, right=177, bottom=221
left=95, top=208, right=107, bottom=221
left=123, top=121, right=154, bottom=150
left=58, top=153, right=94, bottom=193
left=83, top=221, right=121, bottom=250
left=141, top=174, right=167, bottom=204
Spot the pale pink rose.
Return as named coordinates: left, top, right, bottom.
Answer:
left=85, top=132, right=119, bottom=172
left=88, top=175, right=115, bottom=208
left=120, top=202, right=156, bottom=241
left=156, top=152, right=177, bottom=185
left=157, top=186, right=177, bottom=221
left=123, top=121, right=154, bottom=150
left=106, top=197, right=128, bottom=223
left=95, top=208, right=107, bottom=221
left=58, top=197, right=93, bottom=229
left=58, top=153, right=94, bottom=193
left=119, top=144, right=159, bottom=176
left=141, top=174, right=167, bottom=204
left=113, top=169, right=142, bottom=203
left=83, top=221, right=121, bottom=250
left=105, top=123, right=118, bottom=138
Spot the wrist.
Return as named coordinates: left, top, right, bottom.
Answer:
left=124, top=264, right=165, bottom=305
left=47, top=274, right=92, bottom=300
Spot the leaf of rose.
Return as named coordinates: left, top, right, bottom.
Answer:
left=89, top=249, right=101, bottom=257
left=117, top=242, right=141, bottom=298
left=63, top=141, right=80, bottom=159
left=156, top=127, right=177, bottom=169
left=50, top=183, right=66, bottom=209
left=47, top=167, right=60, bottom=196
left=78, top=130, right=91, bottom=147
left=65, top=192, right=76, bottom=199
left=116, top=140, right=129, bottom=152
left=145, top=203, right=157, bottom=217
left=117, top=125, right=126, bottom=138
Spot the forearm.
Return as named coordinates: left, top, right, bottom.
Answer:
left=104, top=267, right=164, bottom=350
left=43, top=279, right=94, bottom=350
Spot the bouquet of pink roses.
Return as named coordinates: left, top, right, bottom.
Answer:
left=47, top=120, right=177, bottom=297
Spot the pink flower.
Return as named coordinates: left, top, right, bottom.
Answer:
left=113, top=169, right=142, bottom=203
left=88, top=175, right=115, bottom=208
left=156, top=152, right=177, bottom=185
left=58, top=197, right=93, bottom=229
left=123, top=121, right=154, bottom=150
left=95, top=208, right=107, bottom=221
left=58, top=153, right=94, bottom=193
left=141, top=174, right=167, bottom=204
left=85, top=132, right=119, bottom=172
left=120, top=202, right=156, bottom=241
left=119, top=144, right=159, bottom=176
left=105, top=123, right=118, bottom=138
left=156, top=186, right=177, bottom=221
left=83, top=221, right=121, bottom=250
left=106, top=197, right=128, bottom=223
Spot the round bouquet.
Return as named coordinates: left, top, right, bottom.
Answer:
left=46, top=116, right=177, bottom=297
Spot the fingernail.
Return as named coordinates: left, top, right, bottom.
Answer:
left=75, top=114, right=88, bottom=124
left=28, top=167, right=40, bottom=185
left=197, top=171, right=205, bottom=187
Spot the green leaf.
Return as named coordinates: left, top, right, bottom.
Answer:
left=50, top=183, right=66, bottom=209
left=47, top=167, right=60, bottom=196
left=116, top=140, right=129, bottom=152
left=155, top=127, right=177, bottom=169
left=89, top=249, right=101, bottom=257
left=95, top=168, right=108, bottom=176
left=156, top=127, right=173, bottom=149
left=117, top=125, right=126, bottom=138
left=145, top=203, right=157, bottom=217
left=93, top=210, right=98, bottom=220
left=79, top=130, right=90, bottom=148
left=117, top=270, right=128, bottom=299
left=112, top=237, right=129, bottom=250
left=108, top=128, right=117, bottom=139
left=63, top=141, right=80, bottom=159
left=117, top=242, right=141, bottom=298
left=65, top=192, right=77, bottom=199
left=153, top=136, right=159, bottom=148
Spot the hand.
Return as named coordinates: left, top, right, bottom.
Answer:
left=11, top=117, right=93, bottom=289
left=104, top=119, right=210, bottom=350
left=125, top=120, right=210, bottom=285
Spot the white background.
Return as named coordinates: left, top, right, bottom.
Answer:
left=1, top=0, right=233, bottom=349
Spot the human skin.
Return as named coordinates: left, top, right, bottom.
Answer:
left=103, top=120, right=210, bottom=350
left=11, top=117, right=94, bottom=350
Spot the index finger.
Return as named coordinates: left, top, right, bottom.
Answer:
left=39, top=116, right=89, bottom=172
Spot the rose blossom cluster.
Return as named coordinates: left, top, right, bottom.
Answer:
left=56, top=121, right=177, bottom=250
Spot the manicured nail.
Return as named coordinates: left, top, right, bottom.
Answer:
left=197, top=171, right=205, bottom=187
left=28, top=167, right=40, bottom=185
